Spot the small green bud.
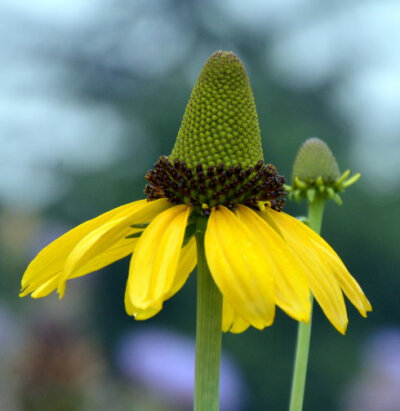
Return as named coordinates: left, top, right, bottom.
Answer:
left=292, top=138, right=340, bottom=183
left=289, top=137, right=360, bottom=205
left=169, top=50, right=264, bottom=169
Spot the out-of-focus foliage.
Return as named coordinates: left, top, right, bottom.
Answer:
left=1, top=1, right=399, bottom=410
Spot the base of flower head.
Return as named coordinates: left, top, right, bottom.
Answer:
left=286, top=170, right=361, bottom=205
left=144, top=156, right=286, bottom=216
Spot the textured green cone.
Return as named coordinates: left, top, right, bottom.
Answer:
left=288, top=138, right=360, bottom=205
left=170, top=51, right=264, bottom=168
left=292, top=138, right=340, bottom=183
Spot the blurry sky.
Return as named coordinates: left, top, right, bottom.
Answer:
left=1, top=0, right=399, bottom=211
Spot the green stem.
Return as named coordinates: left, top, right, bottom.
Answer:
left=288, top=197, right=325, bottom=411
left=194, top=218, right=223, bottom=411
left=307, top=197, right=325, bottom=235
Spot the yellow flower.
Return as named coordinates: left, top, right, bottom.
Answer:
left=20, top=51, right=371, bottom=334
left=20, top=196, right=371, bottom=334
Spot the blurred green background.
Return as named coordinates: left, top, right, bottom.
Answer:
left=1, top=1, right=399, bottom=410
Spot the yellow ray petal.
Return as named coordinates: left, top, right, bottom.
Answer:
left=126, top=237, right=197, bottom=320
left=124, top=292, right=162, bottom=320
left=222, top=300, right=250, bottom=333
left=20, top=199, right=153, bottom=296
left=323, top=255, right=372, bottom=316
left=57, top=198, right=171, bottom=297
left=165, top=236, right=197, bottom=300
left=24, top=237, right=141, bottom=298
left=285, top=217, right=372, bottom=316
left=269, top=209, right=371, bottom=315
left=235, top=205, right=311, bottom=322
left=125, top=205, right=191, bottom=319
left=261, top=209, right=350, bottom=333
left=205, top=206, right=276, bottom=330
left=31, top=276, right=59, bottom=299
left=72, top=237, right=140, bottom=279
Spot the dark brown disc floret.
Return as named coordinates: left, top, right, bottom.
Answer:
left=144, top=156, right=286, bottom=216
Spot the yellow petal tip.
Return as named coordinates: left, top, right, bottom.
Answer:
left=336, top=320, right=348, bottom=335
left=57, top=284, right=66, bottom=299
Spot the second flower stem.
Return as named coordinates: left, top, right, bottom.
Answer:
left=307, top=197, right=325, bottom=235
left=289, top=197, right=325, bottom=411
left=194, top=217, right=223, bottom=411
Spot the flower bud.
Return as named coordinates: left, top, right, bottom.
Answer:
left=288, top=138, right=360, bottom=204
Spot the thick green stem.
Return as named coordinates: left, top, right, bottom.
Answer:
left=194, top=218, right=223, bottom=411
left=289, top=197, right=325, bottom=411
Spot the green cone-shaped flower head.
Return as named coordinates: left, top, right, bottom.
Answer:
left=289, top=138, right=361, bottom=205
left=146, top=51, right=285, bottom=215
left=292, top=138, right=340, bottom=183
left=170, top=50, right=264, bottom=168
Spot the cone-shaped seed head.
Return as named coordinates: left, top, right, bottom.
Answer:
left=292, top=138, right=340, bottom=182
left=170, top=51, right=264, bottom=168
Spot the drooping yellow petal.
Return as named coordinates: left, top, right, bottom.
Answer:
left=322, top=253, right=372, bottom=316
left=126, top=237, right=197, bottom=320
left=23, top=237, right=141, bottom=298
left=125, top=205, right=191, bottom=319
left=165, top=236, right=197, bottom=300
left=20, top=199, right=156, bottom=297
left=222, top=300, right=250, bottom=333
left=57, top=198, right=171, bottom=297
left=124, top=294, right=162, bottom=320
left=205, top=206, right=276, bottom=330
left=235, top=205, right=311, bottom=322
left=31, top=276, right=59, bottom=299
left=277, top=212, right=372, bottom=316
left=72, top=236, right=140, bottom=279
left=261, top=208, right=369, bottom=333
